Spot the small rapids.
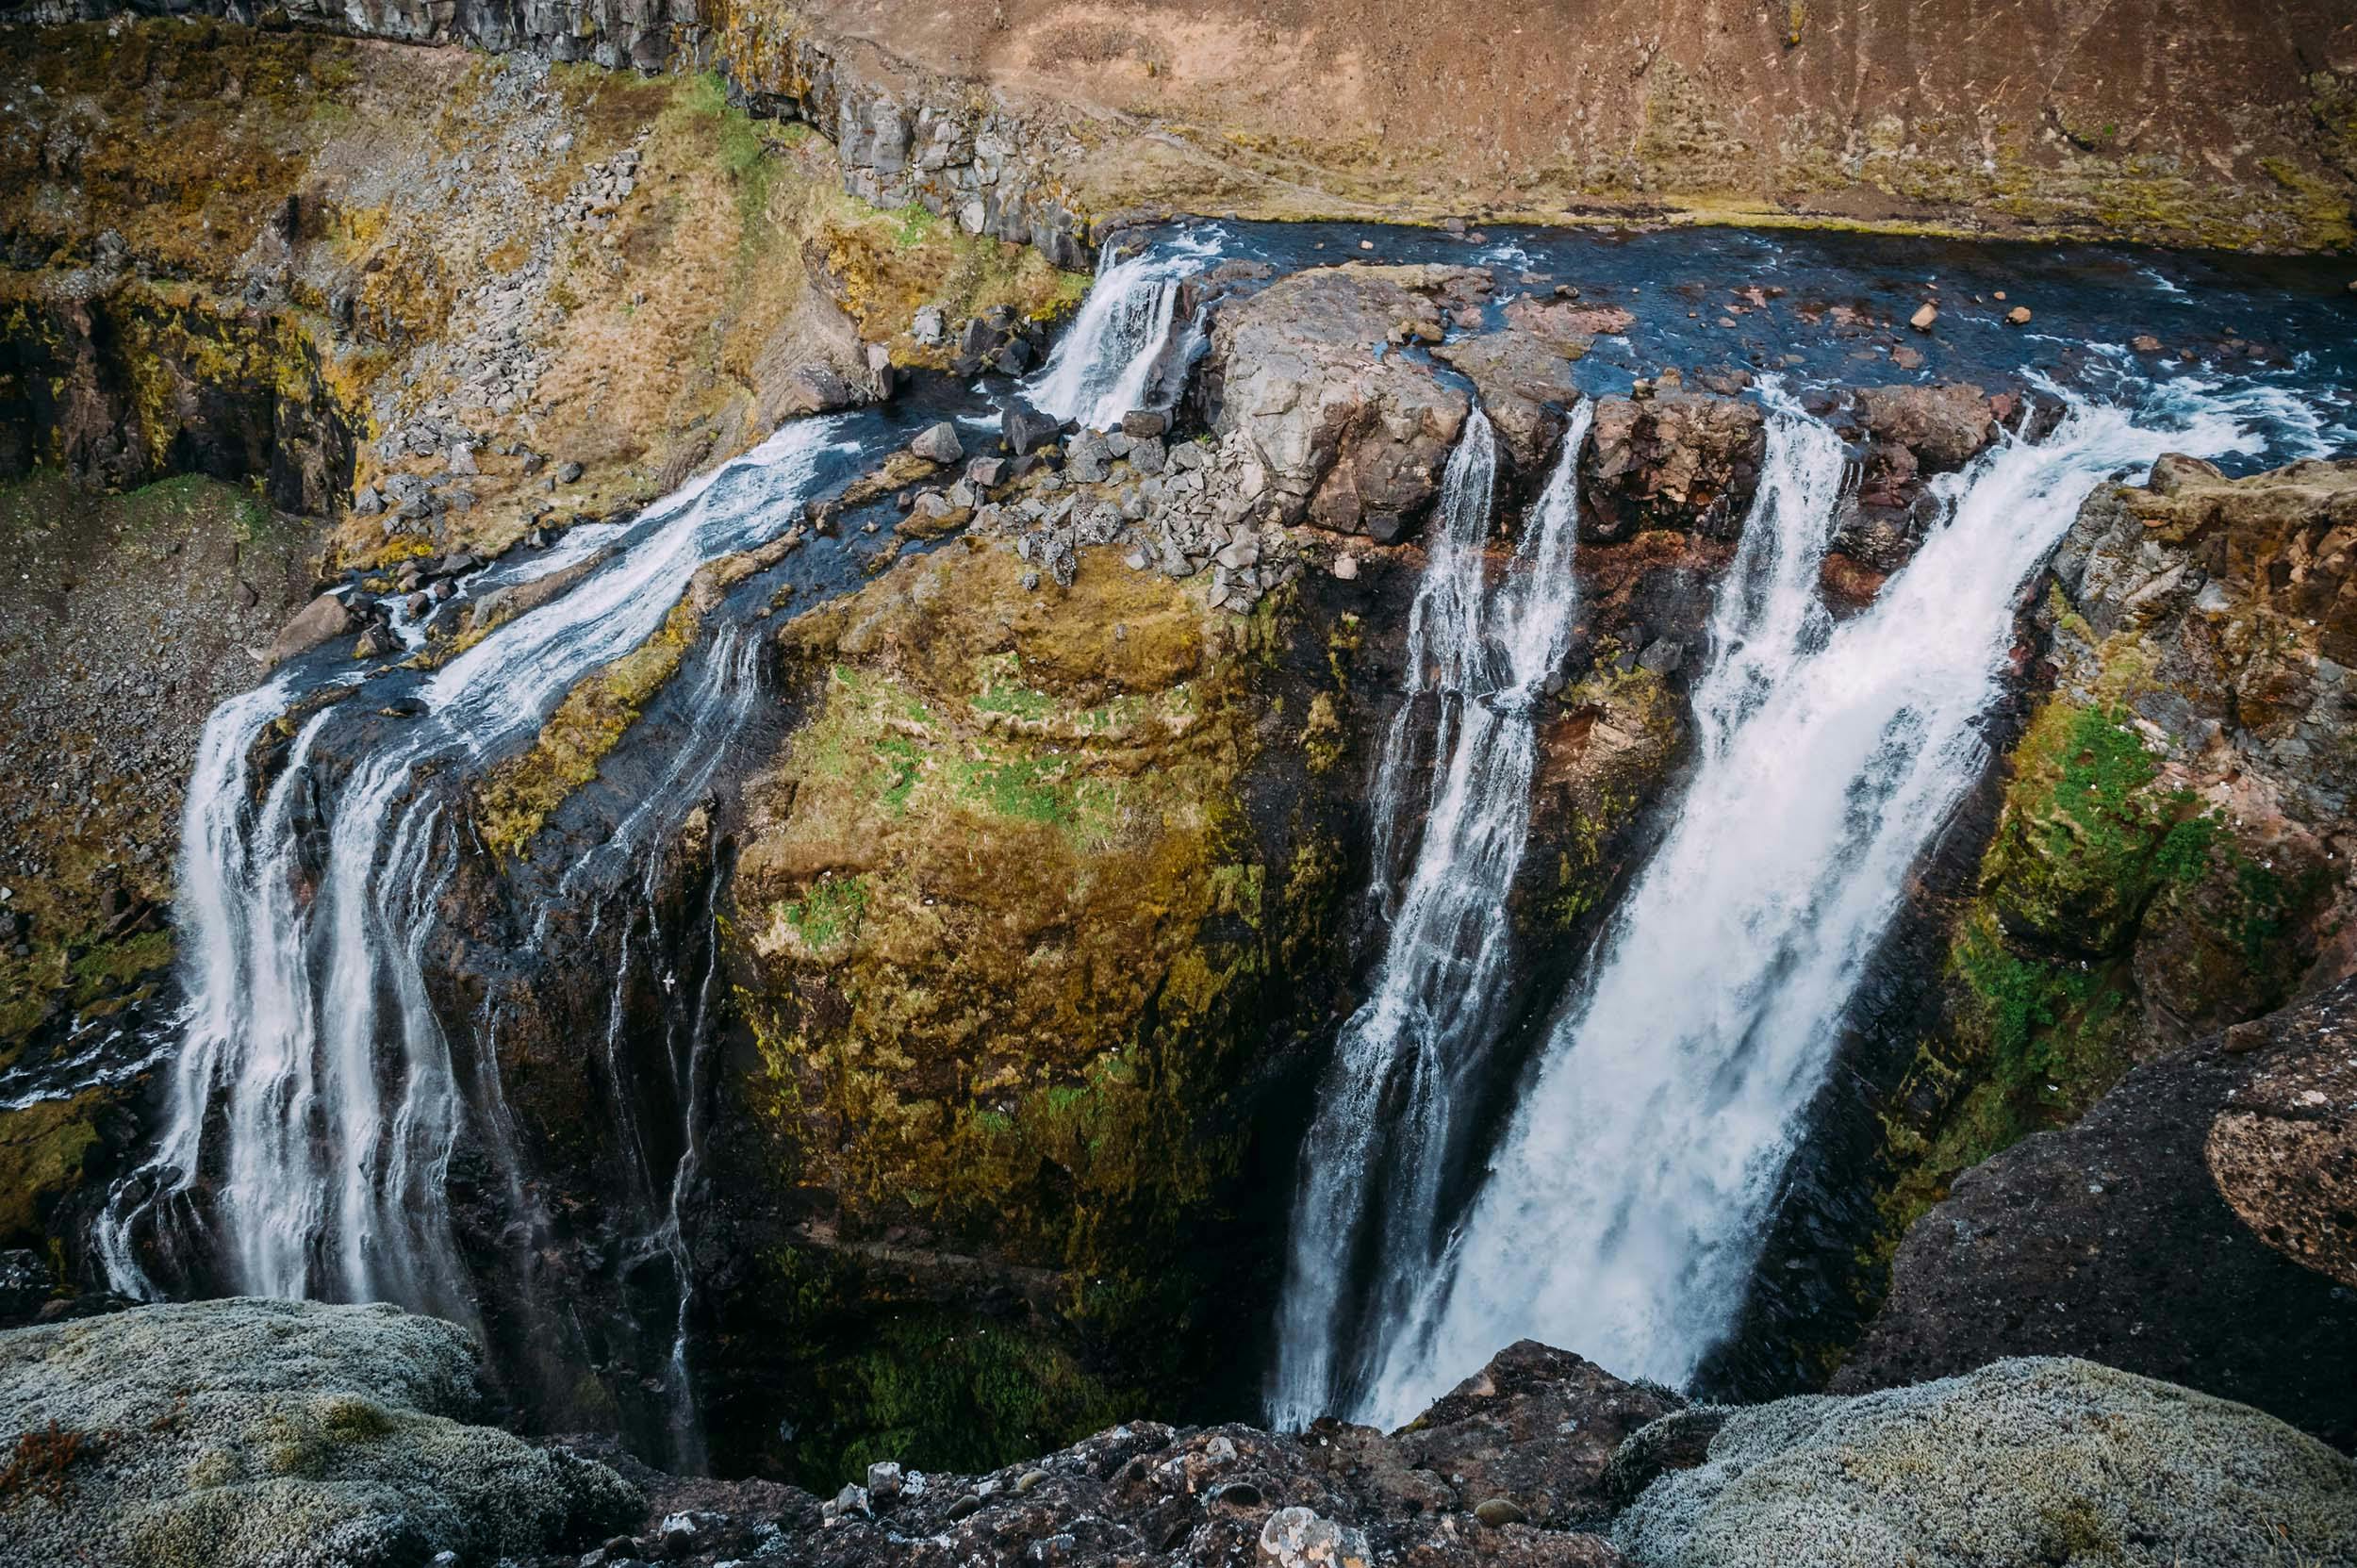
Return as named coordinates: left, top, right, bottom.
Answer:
left=1024, top=231, right=1219, bottom=428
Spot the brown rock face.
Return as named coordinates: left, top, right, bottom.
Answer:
left=1578, top=393, right=1765, bottom=546
left=1838, top=981, right=2357, bottom=1448
left=2205, top=1002, right=2357, bottom=1290
left=1206, top=265, right=1475, bottom=541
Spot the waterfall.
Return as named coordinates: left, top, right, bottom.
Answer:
left=1024, top=232, right=1216, bottom=428
left=96, top=419, right=844, bottom=1397
left=1352, top=386, right=2264, bottom=1428
left=1269, top=402, right=1592, bottom=1429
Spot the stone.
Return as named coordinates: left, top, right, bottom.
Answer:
left=1434, top=330, right=1584, bottom=472
left=0, top=1299, right=639, bottom=1568
left=354, top=626, right=390, bottom=659
left=1581, top=393, right=1767, bottom=544
left=1474, top=1497, right=1527, bottom=1527
left=2005, top=305, right=2033, bottom=324
left=1121, top=408, right=1171, bottom=438
left=352, top=485, right=384, bottom=516
left=911, top=421, right=964, bottom=464
left=1908, top=302, right=1938, bottom=331
left=1614, top=1359, right=2357, bottom=1568
left=1330, top=553, right=1360, bottom=581
left=262, top=591, right=357, bottom=668
left=2132, top=334, right=2164, bottom=353
left=1002, top=401, right=1061, bottom=456
left=966, top=456, right=1008, bottom=488
left=1841, top=982, right=2357, bottom=1447
left=1066, top=430, right=1113, bottom=484
left=1258, top=1507, right=1372, bottom=1567
left=1208, top=265, right=1475, bottom=536
left=865, top=1460, right=904, bottom=1502
left=1128, top=437, right=1167, bottom=475
left=914, top=305, right=947, bottom=345
left=557, top=460, right=585, bottom=483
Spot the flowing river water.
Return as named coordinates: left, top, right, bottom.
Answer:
left=36, top=212, right=2351, bottom=1462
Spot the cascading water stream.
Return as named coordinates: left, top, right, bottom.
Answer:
left=96, top=420, right=845, bottom=1360
left=1024, top=232, right=1218, bottom=427
left=1269, top=402, right=1593, bottom=1429
left=1352, top=383, right=2266, bottom=1428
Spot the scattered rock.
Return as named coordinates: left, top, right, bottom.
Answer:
left=1908, top=302, right=1937, bottom=331
left=2005, top=305, right=2032, bottom=324
left=557, top=460, right=585, bottom=483
left=1001, top=401, right=1061, bottom=456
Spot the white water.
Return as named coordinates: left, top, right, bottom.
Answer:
left=97, top=419, right=843, bottom=1332
left=1024, top=232, right=1218, bottom=428
left=1270, top=403, right=1593, bottom=1428
left=1352, top=383, right=2263, bottom=1428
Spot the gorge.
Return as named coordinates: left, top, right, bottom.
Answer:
left=1, top=7, right=2355, bottom=1566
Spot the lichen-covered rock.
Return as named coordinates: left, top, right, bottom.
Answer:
left=1615, top=1358, right=2357, bottom=1568
left=1841, top=982, right=2357, bottom=1447
left=1205, top=265, right=1475, bottom=540
left=0, top=1297, right=638, bottom=1567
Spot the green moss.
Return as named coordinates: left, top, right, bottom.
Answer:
left=0, top=1095, right=105, bottom=1247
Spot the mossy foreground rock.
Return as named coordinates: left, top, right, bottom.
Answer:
left=0, top=1298, right=638, bottom=1566
left=1614, top=1358, right=2357, bottom=1568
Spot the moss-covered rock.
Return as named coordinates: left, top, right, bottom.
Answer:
left=704, top=535, right=1360, bottom=1484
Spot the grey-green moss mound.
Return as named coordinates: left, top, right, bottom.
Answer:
left=0, top=1297, right=639, bottom=1567
left=1615, top=1357, right=2357, bottom=1568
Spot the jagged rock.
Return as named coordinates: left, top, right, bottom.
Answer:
left=1838, top=982, right=2357, bottom=1446
left=1066, top=429, right=1113, bottom=484
left=1206, top=265, right=1475, bottom=541
left=1615, top=1358, right=2357, bottom=1568
left=1852, top=383, right=1999, bottom=471
left=1001, top=401, right=1061, bottom=456
left=1580, top=394, right=1765, bottom=544
left=0, top=1299, right=638, bottom=1568
left=262, top=590, right=356, bottom=668
left=1908, top=302, right=1938, bottom=331
left=1121, top=409, right=1171, bottom=438
left=557, top=460, right=585, bottom=483
left=910, top=421, right=964, bottom=465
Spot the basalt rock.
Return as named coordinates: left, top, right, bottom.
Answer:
left=1837, top=982, right=2357, bottom=1448
left=1432, top=330, right=1585, bottom=476
left=1577, top=394, right=1765, bottom=547
left=1203, top=266, right=1475, bottom=542
left=1826, top=383, right=2005, bottom=605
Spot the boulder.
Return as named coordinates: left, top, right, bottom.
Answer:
left=0, top=1298, right=639, bottom=1567
left=1615, top=1359, right=2356, bottom=1568
left=261, top=591, right=356, bottom=668
left=1852, top=382, right=1999, bottom=471
left=1838, top=981, right=2357, bottom=1447
left=1206, top=265, right=1475, bottom=540
left=1433, top=331, right=1585, bottom=473
left=910, top=421, right=964, bottom=465
left=1001, top=401, right=1062, bottom=456
left=1579, top=394, right=1765, bottom=544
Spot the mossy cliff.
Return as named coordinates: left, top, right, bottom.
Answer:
left=1861, top=455, right=2357, bottom=1313
left=695, top=536, right=1364, bottom=1487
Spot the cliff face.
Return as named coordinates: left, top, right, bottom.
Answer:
left=10, top=0, right=2353, bottom=251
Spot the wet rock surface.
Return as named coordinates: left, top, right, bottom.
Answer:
left=1838, top=982, right=2357, bottom=1448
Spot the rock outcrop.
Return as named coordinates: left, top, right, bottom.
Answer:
left=1853, top=454, right=2357, bottom=1362
left=1838, top=982, right=2357, bottom=1447
left=1577, top=394, right=1764, bottom=546
left=1204, top=266, right=1476, bottom=541
left=0, top=1298, right=639, bottom=1566
left=1616, top=1358, right=2357, bottom=1568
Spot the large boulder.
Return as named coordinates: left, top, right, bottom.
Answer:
left=260, top=589, right=357, bottom=668
left=1206, top=265, right=1475, bottom=541
left=1432, top=331, right=1583, bottom=474
left=1616, top=1358, right=2357, bottom=1568
left=0, top=1297, right=639, bottom=1567
left=1838, top=981, right=2357, bottom=1447
left=1577, top=394, right=1764, bottom=546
